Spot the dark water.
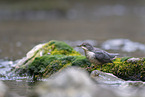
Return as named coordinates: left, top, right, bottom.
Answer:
left=1, top=1, right=145, bottom=96
left=3, top=80, right=32, bottom=96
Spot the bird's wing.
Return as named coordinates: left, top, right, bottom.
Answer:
left=94, top=47, right=119, bottom=59
left=94, top=51, right=113, bottom=64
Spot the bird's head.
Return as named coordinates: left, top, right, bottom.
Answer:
left=77, top=42, right=94, bottom=51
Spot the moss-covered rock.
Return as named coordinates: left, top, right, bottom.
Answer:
left=15, top=40, right=81, bottom=68
left=14, top=40, right=91, bottom=80
left=27, top=55, right=91, bottom=79
left=99, top=57, right=145, bottom=81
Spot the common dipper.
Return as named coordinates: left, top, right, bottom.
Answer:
left=77, top=42, right=119, bottom=70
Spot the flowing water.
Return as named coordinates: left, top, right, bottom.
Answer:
left=1, top=1, right=145, bottom=96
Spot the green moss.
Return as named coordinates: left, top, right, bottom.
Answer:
left=42, top=40, right=81, bottom=56
left=120, top=57, right=132, bottom=62
left=72, top=56, right=89, bottom=66
left=27, top=55, right=90, bottom=80
left=100, top=58, right=145, bottom=81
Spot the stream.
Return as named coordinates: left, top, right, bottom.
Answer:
left=1, top=1, right=145, bottom=96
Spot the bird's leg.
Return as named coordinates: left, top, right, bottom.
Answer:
left=100, top=64, right=102, bottom=71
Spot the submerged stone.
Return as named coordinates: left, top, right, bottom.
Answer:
left=120, top=81, right=145, bottom=88
left=91, top=70, right=124, bottom=85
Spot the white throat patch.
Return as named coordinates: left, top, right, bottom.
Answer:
left=81, top=46, right=88, bottom=51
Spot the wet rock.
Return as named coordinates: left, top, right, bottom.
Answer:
left=91, top=70, right=124, bottom=85
left=102, top=39, right=145, bottom=52
left=91, top=70, right=145, bottom=97
left=30, top=67, right=118, bottom=97
left=90, top=70, right=145, bottom=97
left=15, top=43, right=46, bottom=68
left=120, top=81, right=145, bottom=88
left=116, top=81, right=145, bottom=97
left=0, top=60, right=14, bottom=77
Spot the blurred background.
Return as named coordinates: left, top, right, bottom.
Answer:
left=1, top=0, right=145, bottom=59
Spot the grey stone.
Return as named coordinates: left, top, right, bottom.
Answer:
left=127, top=57, right=142, bottom=63
left=101, top=39, right=145, bottom=52
left=91, top=70, right=124, bottom=85
left=31, top=67, right=118, bottom=97
left=120, top=81, right=145, bottom=88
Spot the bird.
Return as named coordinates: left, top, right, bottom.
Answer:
left=77, top=42, right=119, bottom=70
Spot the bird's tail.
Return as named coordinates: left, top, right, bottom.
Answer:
left=109, top=53, right=119, bottom=59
